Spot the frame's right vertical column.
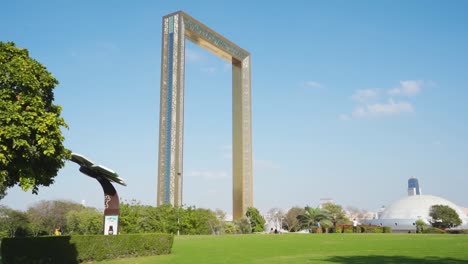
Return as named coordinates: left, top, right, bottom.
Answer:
left=232, top=56, right=253, bottom=220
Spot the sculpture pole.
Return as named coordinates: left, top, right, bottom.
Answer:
left=72, top=153, right=126, bottom=235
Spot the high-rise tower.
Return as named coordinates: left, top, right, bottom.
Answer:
left=407, top=177, right=421, bottom=196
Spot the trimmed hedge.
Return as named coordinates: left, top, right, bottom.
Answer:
left=446, top=229, right=468, bottom=234
left=1, top=233, right=173, bottom=263
left=422, top=227, right=446, bottom=234
left=334, top=225, right=391, bottom=233
left=382, top=226, right=392, bottom=233
left=335, top=225, right=354, bottom=233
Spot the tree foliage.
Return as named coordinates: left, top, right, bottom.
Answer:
left=1, top=200, right=100, bottom=237
left=322, top=202, right=349, bottom=226
left=283, top=207, right=305, bottom=232
left=245, top=207, right=266, bottom=232
left=233, top=218, right=251, bottom=234
left=27, top=200, right=84, bottom=235
left=66, top=207, right=102, bottom=235
left=119, top=201, right=229, bottom=235
left=0, top=205, right=29, bottom=237
left=297, top=206, right=331, bottom=230
left=0, top=42, right=70, bottom=197
left=345, top=206, right=369, bottom=221
left=265, top=207, right=285, bottom=230
left=429, top=204, right=462, bottom=229
left=415, top=219, right=427, bottom=233
left=1, top=199, right=263, bottom=237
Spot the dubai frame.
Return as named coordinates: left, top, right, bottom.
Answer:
left=157, top=11, right=252, bottom=220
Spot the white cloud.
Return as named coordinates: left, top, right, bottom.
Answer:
left=345, top=80, right=430, bottom=120
left=388, top=80, right=423, bottom=96
left=303, top=81, right=323, bottom=88
left=351, top=89, right=379, bottom=102
left=352, top=99, right=414, bottom=118
left=187, top=170, right=228, bottom=180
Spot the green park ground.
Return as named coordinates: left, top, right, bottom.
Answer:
left=98, top=233, right=468, bottom=264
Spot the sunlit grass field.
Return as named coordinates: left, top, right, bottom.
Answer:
left=98, top=233, right=468, bottom=264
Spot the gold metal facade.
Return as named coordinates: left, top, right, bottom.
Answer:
left=157, top=11, right=252, bottom=220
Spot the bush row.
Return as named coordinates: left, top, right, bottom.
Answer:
left=421, top=227, right=446, bottom=234
left=1, top=233, right=173, bottom=263
left=446, top=229, right=468, bottom=234
left=310, top=225, right=392, bottom=233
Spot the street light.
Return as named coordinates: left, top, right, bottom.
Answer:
left=177, top=172, right=181, bottom=236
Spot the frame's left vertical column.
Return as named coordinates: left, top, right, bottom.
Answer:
left=157, top=12, right=185, bottom=207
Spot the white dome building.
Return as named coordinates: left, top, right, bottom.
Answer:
left=366, top=194, right=468, bottom=231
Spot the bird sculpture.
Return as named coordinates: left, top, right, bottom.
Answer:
left=71, top=153, right=126, bottom=186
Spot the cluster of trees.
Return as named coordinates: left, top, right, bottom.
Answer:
left=0, top=199, right=464, bottom=238
left=295, top=203, right=347, bottom=232
left=266, top=203, right=351, bottom=232
left=268, top=203, right=465, bottom=233
left=120, top=202, right=268, bottom=235
left=121, top=201, right=226, bottom=235
left=0, top=199, right=270, bottom=238
left=0, top=200, right=102, bottom=238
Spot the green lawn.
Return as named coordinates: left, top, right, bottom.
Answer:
left=98, top=233, right=468, bottom=264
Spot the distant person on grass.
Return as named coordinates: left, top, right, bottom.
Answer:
left=54, top=227, right=62, bottom=236
left=353, top=219, right=358, bottom=233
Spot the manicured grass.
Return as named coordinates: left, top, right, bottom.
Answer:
left=98, top=233, right=468, bottom=264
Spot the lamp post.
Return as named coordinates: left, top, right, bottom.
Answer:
left=177, top=172, right=181, bottom=236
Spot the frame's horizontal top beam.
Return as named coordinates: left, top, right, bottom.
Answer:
left=164, top=11, right=250, bottom=62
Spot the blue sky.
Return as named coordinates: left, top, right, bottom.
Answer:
left=1, top=1, right=467, bottom=216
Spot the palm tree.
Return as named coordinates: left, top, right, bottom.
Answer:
left=297, top=206, right=331, bottom=231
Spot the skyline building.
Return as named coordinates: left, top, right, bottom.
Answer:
left=408, top=177, right=421, bottom=196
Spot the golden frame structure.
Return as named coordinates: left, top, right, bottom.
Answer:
left=157, top=11, right=252, bottom=220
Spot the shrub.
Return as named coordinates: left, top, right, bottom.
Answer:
left=363, top=226, right=382, bottom=233
left=446, top=229, right=468, bottom=234
left=382, top=226, right=392, bottom=233
left=1, top=233, right=173, bottom=263
left=422, top=227, right=446, bottom=234
left=338, top=225, right=354, bottom=233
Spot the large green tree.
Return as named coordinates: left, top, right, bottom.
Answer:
left=0, top=205, right=29, bottom=237
left=0, top=42, right=70, bottom=197
left=429, top=204, right=462, bottom=229
left=322, top=202, right=349, bottom=227
left=245, top=207, right=266, bottom=233
left=283, top=207, right=305, bottom=232
left=297, top=206, right=331, bottom=230
left=66, top=207, right=102, bottom=235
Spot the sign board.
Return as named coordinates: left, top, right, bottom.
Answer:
left=104, top=215, right=119, bottom=235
